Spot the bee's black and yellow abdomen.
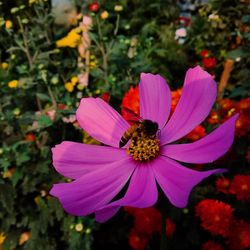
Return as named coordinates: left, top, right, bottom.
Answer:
left=119, top=137, right=128, bottom=148
left=119, top=125, right=138, bottom=148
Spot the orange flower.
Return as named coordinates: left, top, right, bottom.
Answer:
left=185, top=125, right=206, bottom=141
left=195, top=199, right=234, bottom=237
left=219, top=99, right=235, bottom=114
left=236, top=98, right=250, bottom=115
left=121, top=86, right=139, bottom=122
left=235, top=114, right=250, bottom=137
left=207, top=111, right=220, bottom=124
left=170, top=88, right=182, bottom=113
left=229, top=175, right=250, bottom=201
left=25, top=133, right=36, bottom=142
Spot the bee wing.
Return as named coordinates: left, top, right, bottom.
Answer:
left=122, top=106, right=143, bottom=122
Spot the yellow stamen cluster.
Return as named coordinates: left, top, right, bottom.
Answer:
left=127, top=137, right=160, bottom=162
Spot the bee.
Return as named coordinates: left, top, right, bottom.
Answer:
left=119, top=107, right=159, bottom=148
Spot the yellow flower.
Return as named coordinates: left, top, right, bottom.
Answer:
left=56, top=28, right=81, bottom=48
left=114, top=5, right=123, bottom=12
left=5, top=20, right=13, bottom=29
left=71, top=76, right=78, bottom=86
left=29, top=0, right=39, bottom=5
left=0, top=232, right=6, bottom=244
left=75, top=223, right=84, bottom=232
left=101, top=11, right=109, bottom=20
left=64, top=82, right=74, bottom=92
left=13, top=108, right=21, bottom=116
left=89, top=61, right=97, bottom=69
left=8, top=80, right=18, bottom=88
left=1, top=62, right=9, bottom=69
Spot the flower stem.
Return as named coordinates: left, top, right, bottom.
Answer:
left=160, top=210, right=167, bottom=250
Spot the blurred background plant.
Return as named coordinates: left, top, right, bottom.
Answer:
left=0, top=0, right=249, bottom=249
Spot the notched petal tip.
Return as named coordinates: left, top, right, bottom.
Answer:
left=139, top=72, right=171, bottom=128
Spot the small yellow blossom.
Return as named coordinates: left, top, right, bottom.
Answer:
left=101, top=11, right=109, bottom=20
left=1, top=62, right=9, bottom=69
left=8, top=80, right=18, bottom=88
left=29, top=0, right=39, bottom=5
left=77, top=84, right=85, bottom=90
left=114, top=5, right=123, bottom=12
left=71, top=76, right=78, bottom=86
left=89, top=61, right=97, bottom=69
left=5, top=20, right=13, bottom=29
left=228, top=108, right=236, bottom=116
left=75, top=223, right=84, bottom=232
left=0, top=232, right=6, bottom=244
left=56, top=28, right=81, bottom=48
left=65, top=82, right=74, bottom=92
left=13, top=108, right=21, bottom=116
left=85, top=228, right=91, bottom=234
left=3, top=168, right=15, bottom=179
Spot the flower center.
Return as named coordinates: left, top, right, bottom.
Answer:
left=127, top=135, right=160, bottom=162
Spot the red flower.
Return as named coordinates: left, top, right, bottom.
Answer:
left=121, top=86, right=139, bottom=122
left=166, top=218, right=175, bottom=237
left=207, top=111, right=220, bottom=125
left=25, top=133, right=36, bottom=142
left=235, top=114, right=250, bottom=137
left=100, top=92, right=110, bottom=103
left=178, top=16, right=191, bottom=27
left=58, top=104, right=66, bottom=110
left=185, top=125, right=206, bottom=141
left=200, top=50, right=210, bottom=58
left=229, top=175, right=250, bottom=201
left=216, top=177, right=231, bottom=194
left=202, top=240, right=223, bottom=250
left=128, top=229, right=149, bottom=250
left=246, top=146, right=250, bottom=163
left=227, top=220, right=250, bottom=250
left=124, top=206, right=138, bottom=216
left=219, top=99, right=235, bottom=114
left=134, top=207, right=161, bottom=235
left=88, top=2, right=100, bottom=12
left=195, top=199, right=234, bottom=237
left=236, top=98, right=250, bottom=115
left=202, top=57, right=217, bottom=69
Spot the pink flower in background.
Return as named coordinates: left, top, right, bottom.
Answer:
left=78, top=16, right=92, bottom=58
left=50, top=66, right=238, bottom=222
left=77, top=72, right=89, bottom=88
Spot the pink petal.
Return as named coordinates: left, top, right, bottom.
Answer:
left=52, top=141, right=128, bottom=179
left=139, top=73, right=171, bottom=128
left=152, top=156, right=226, bottom=208
left=50, top=157, right=136, bottom=216
left=160, top=66, right=217, bottom=144
left=76, top=98, right=129, bottom=147
left=161, top=114, right=238, bottom=164
left=95, top=163, right=158, bottom=222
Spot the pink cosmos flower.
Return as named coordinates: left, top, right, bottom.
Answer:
left=50, top=66, right=238, bottom=222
